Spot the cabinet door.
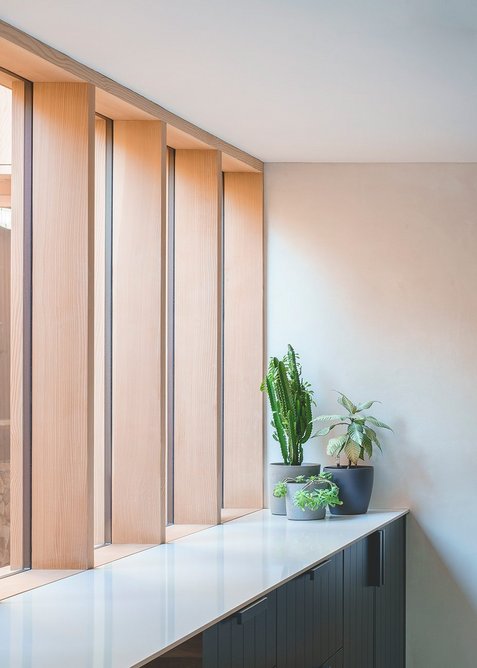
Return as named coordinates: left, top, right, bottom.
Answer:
left=203, top=589, right=277, bottom=668
left=343, top=517, right=406, bottom=668
left=276, top=552, right=343, bottom=668
left=343, top=537, right=375, bottom=668
left=308, top=552, right=343, bottom=667
left=374, top=518, right=405, bottom=668
left=276, top=572, right=310, bottom=668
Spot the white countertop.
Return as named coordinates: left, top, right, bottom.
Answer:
left=0, top=509, right=407, bottom=668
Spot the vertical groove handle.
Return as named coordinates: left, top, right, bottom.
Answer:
left=367, top=529, right=385, bottom=587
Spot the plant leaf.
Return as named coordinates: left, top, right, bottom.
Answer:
left=355, top=400, right=381, bottom=411
left=366, top=416, right=393, bottom=431
left=344, top=438, right=361, bottom=465
left=312, top=414, right=348, bottom=423
left=337, top=392, right=357, bottom=414
left=317, top=426, right=333, bottom=436
left=349, top=421, right=364, bottom=445
left=327, top=434, right=347, bottom=457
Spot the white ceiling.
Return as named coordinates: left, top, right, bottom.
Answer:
left=1, top=0, right=477, bottom=162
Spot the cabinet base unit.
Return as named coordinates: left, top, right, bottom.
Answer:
left=144, top=514, right=406, bottom=668
left=343, top=517, right=406, bottom=668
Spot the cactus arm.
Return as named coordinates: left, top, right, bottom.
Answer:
left=266, top=373, right=289, bottom=464
left=288, top=409, right=299, bottom=465
left=287, top=344, right=301, bottom=387
left=278, top=360, right=295, bottom=418
left=302, top=392, right=313, bottom=443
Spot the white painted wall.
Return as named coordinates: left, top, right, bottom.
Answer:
left=265, top=163, right=477, bottom=668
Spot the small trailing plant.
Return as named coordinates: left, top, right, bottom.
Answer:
left=313, top=392, right=392, bottom=466
left=261, top=345, right=315, bottom=465
left=273, top=472, right=342, bottom=511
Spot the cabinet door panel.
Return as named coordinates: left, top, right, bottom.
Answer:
left=276, top=573, right=311, bottom=668
left=375, top=518, right=405, bottom=668
left=204, top=590, right=276, bottom=668
left=343, top=538, right=374, bottom=668
left=309, top=552, right=343, bottom=666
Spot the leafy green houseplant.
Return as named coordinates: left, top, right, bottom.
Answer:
left=314, top=392, right=393, bottom=515
left=261, top=345, right=321, bottom=515
left=273, top=473, right=342, bottom=521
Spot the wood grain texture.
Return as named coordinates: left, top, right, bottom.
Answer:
left=112, top=121, right=166, bottom=544
left=173, top=150, right=222, bottom=525
left=0, top=23, right=263, bottom=172
left=9, top=79, right=30, bottom=570
left=31, top=83, right=95, bottom=569
left=223, top=173, right=264, bottom=509
left=94, top=116, right=106, bottom=546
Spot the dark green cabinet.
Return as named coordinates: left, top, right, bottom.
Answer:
left=203, top=590, right=277, bottom=668
left=374, top=518, right=406, bottom=668
left=275, top=551, right=343, bottom=668
left=149, top=517, right=405, bottom=668
left=343, top=517, right=406, bottom=668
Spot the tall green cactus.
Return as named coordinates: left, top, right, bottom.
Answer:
left=261, top=345, right=315, bottom=465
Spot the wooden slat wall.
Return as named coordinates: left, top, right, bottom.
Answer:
left=31, top=83, right=95, bottom=569
left=111, top=121, right=166, bottom=544
left=223, top=173, right=264, bottom=509
left=93, top=116, right=106, bottom=546
left=173, top=150, right=222, bottom=525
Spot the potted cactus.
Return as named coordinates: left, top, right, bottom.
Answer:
left=261, top=345, right=320, bottom=514
left=314, top=392, right=393, bottom=514
left=273, top=473, right=342, bottom=521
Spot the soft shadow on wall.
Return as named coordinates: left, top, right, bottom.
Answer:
left=265, top=163, right=477, bottom=668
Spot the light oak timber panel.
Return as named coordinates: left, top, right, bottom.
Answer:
left=94, top=116, right=106, bottom=546
left=223, top=173, right=264, bottom=509
left=9, top=79, right=31, bottom=569
left=173, top=150, right=222, bottom=525
left=31, top=83, right=95, bottom=569
left=112, top=121, right=166, bottom=544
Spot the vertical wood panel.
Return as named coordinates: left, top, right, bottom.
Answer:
left=112, top=120, right=166, bottom=543
left=223, top=173, right=263, bottom=509
left=173, top=150, right=222, bottom=525
left=31, top=82, right=94, bottom=569
left=94, top=116, right=106, bottom=546
left=9, top=79, right=31, bottom=569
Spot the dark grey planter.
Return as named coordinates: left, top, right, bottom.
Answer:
left=285, top=480, right=327, bottom=521
left=269, top=463, right=321, bottom=515
left=324, top=465, right=374, bottom=515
